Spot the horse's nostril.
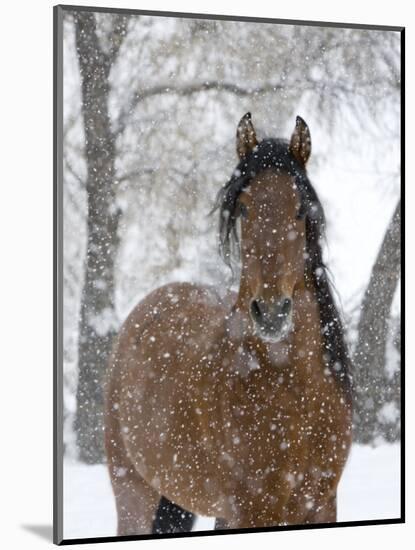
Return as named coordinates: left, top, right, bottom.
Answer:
left=250, top=299, right=262, bottom=321
left=282, top=298, right=292, bottom=312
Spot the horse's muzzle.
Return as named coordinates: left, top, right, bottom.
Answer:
left=250, top=297, right=293, bottom=342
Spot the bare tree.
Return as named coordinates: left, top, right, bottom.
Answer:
left=353, top=200, right=401, bottom=443
left=73, top=11, right=127, bottom=463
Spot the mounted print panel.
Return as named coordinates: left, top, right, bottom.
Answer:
left=54, top=5, right=403, bottom=545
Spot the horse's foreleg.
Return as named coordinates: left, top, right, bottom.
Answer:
left=305, top=494, right=337, bottom=524
left=105, top=407, right=160, bottom=535
left=214, top=518, right=231, bottom=530
left=111, top=466, right=161, bottom=536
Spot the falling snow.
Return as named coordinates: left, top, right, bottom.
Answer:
left=62, top=8, right=401, bottom=539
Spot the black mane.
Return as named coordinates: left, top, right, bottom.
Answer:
left=214, top=138, right=352, bottom=402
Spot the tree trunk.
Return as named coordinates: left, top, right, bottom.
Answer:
left=73, top=12, right=124, bottom=463
left=353, top=200, right=401, bottom=444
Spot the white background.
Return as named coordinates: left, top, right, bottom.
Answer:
left=0, top=0, right=411, bottom=549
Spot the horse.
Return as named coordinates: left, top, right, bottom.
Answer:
left=104, top=113, right=353, bottom=536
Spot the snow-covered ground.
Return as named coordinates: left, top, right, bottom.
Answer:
left=63, top=443, right=401, bottom=540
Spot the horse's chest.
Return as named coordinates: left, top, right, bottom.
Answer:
left=217, top=371, right=350, bottom=482
left=298, top=391, right=350, bottom=468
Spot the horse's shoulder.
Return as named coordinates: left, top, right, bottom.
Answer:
left=148, top=282, right=232, bottom=312
left=124, top=282, right=234, bottom=332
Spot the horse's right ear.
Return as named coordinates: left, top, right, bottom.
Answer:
left=236, top=112, right=258, bottom=160
left=289, top=116, right=311, bottom=166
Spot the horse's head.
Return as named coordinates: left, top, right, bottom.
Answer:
left=218, top=113, right=317, bottom=343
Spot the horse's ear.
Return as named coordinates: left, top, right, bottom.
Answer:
left=236, top=112, right=258, bottom=160
left=289, top=116, right=311, bottom=166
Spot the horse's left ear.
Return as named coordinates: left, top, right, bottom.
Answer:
left=289, top=116, right=311, bottom=166
left=236, top=112, right=258, bottom=160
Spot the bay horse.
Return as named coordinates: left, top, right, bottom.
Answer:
left=104, top=113, right=352, bottom=536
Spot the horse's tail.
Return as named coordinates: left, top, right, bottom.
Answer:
left=152, top=496, right=195, bottom=534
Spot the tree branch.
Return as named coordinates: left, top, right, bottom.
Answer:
left=117, top=167, right=156, bottom=184
left=64, top=158, right=85, bottom=187
left=116, top=74, right=397, bottom=136
left=116, top=81, right=285, bottom=134
left=107, top=14, right=128, bottom=64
